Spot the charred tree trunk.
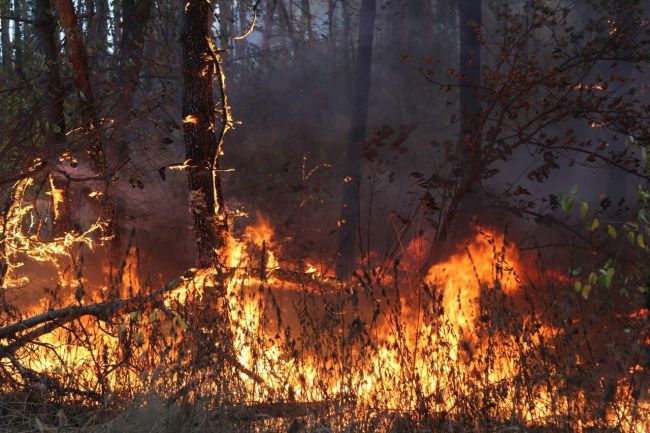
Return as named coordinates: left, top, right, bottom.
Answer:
left=182, top=0, right=229, bottom=268
left=335, top=0, right=376, bottom=279
left=53, top=0, right=117, bottom=279
left=34, top=0, right=72, bottom=236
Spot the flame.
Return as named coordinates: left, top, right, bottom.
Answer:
left=1, top=188, right=648, bottom=432
left=182, top=115, right=199, bottom=125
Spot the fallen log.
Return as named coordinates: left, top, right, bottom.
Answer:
left=0, top=268, right=267, bottom=388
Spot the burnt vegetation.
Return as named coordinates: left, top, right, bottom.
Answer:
left=0, top=0, right=649, bottom=432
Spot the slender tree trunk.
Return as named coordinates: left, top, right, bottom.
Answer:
left=34, top=0, right=72, bottom=236
left=457, top=0, right=481, bottom=176
left=182, top=0, right=229, bottom=268
left=335, top=0, right=376, bottom=279
left=111, top=0, right=153, bottom=168
left=235, top=0, right=248, bottom=55
left=341, top=0, right=352, bottom=78
left=1, top=0, right=11, bottom=73
left=112, top=0, right=121, bottom=46
left=105, top=0, right=153, bottom=265
left=217, top=0, right=233, bottom=50
left=418, top=0, right=481, bottom=276
left=301, top=0, right=312, bottom=40
left=260, top=0, right=275, bottom=51
left=606, top=6, right=638, bottom=208
left=12, top=0, right=21, bottom=72
left=53, top=0, right=117, bottom=283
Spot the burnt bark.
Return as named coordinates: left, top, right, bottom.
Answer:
left=335, top=0, right=376, bottom=279
left=182, top=0, right=229, bottom=268
left=34, top=0, right=72, bottom=236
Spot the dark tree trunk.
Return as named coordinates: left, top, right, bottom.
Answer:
left=335, top=0, right=376, bottom=279
left=53, top=0, right=117, bottom=284
left=260, top=0, right=275, bottom=51
left=217, top=0, right=233, bottom=50
left=110, top=0, right=153, bottom=169
left=457, top=0, right=481, bottom=176
left=12, top=0, right=21, bottom=71
left=34, top=0, right=72, bottom=236
left=105, top=0, right=153, bottom=264
left=606, top=5, right=638, bottom=208
left=182, top=0, right=229, bottom=268
left=2, top=0, right=12, bottom=74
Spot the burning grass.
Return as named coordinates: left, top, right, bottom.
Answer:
left=0, top=180, right=648, bottom=433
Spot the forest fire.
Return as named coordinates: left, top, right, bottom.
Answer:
left=1, top=181, right=647, bottom=432
left=1, top=0, right=650, bottom=431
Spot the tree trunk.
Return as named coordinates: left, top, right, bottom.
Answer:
left=457, top=0, right=481, bottom=176
left=34, top=0, right=72, bottom=236
left=260, top=0, right=275, bottom=51
left=606, top=6, right=638, bottom=208
left=301, top=0, right=312, bottom=40
left=182, top=0, right=229, bottom=268
left=111, top=0, right=153, bottom=169
left=217, top=0, right=233, bottom=50
left=1, top=0, right=12, bottom=73
left=12, top=0, right=21, bottom=72
left=105, top=0, right=153, bottom=264
left=53, top=0, right=117, bottom=282
left=335, top=0, right=376, bottom=279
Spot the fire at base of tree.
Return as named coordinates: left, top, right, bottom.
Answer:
left=0, top=0, right=649, bottom=432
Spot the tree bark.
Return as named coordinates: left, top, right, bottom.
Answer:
left=52, top=0, right=117, bottom=278
left=1, top=0, right=11, bottom=73
left=335, top=0, right=376, bottom=279
left=182, top=0, right=229, bottom=268
left=34, top=0, right=72, bottom=236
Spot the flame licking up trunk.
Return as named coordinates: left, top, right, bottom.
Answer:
left=0, top=184, right=647, bottom=432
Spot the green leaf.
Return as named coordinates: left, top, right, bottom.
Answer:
left=639, top=286, right=648, bottom=293
left=637, top=233, right=646, bottom=250
left=588, top=218, right=600, bottom=232
left=51, top=124, right=62, bottom=134
left=581, top=284, right=592, bottom=299
left=580, top=201, right=589, bottom=219
left=628, top=231, right=636, bottom=244
left=148, top=310, right=162, bottom=322
left=560, top=196, right=574, bottom=212
left=588, top=272, right=598, bottom=285
left=569, top=185, right=578, bottom=194
left=607, top=225, right=617, bottom=239
left=604, top=268, right=615, bottom=288
left=574, top=281, right=582, bottom=292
